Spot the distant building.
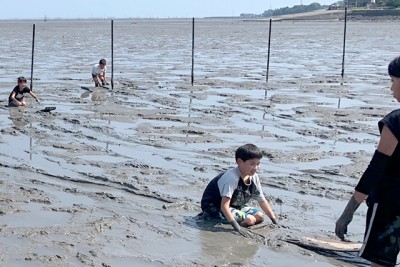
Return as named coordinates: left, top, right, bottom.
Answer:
left=329, top=0, right=376, bottom=9
left=240, top=13, right=258, bottom=18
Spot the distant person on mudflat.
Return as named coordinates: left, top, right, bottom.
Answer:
left=91, top=58, right=109, bottom=87
left=200, top=143, right=278, bottom=237
left=336, top=55, right=400, bottom=267
left=8, top=76, right=39, bottom=107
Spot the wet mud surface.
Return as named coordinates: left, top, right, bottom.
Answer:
left=0, top=19, right=400, bottom=266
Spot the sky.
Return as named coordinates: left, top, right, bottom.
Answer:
left=2, top=0, right=336, bottom=19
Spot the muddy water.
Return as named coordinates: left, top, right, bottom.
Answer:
left=0, top=18, right=399, bottom=266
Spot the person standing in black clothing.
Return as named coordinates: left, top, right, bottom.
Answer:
left=336, top=56, right=400, bottom=267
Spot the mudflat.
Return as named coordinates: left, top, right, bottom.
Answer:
left=0, top=18, right=399, bottom=266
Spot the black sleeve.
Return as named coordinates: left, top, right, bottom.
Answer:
left=379, top=109, right=400, bottom=141
left=200, top=172, right=224, bottom=210
left=23, top=86, right=31, bottom=93
left=355, top=150, right=391, bottom=195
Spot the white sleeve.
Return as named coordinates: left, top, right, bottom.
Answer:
left=217, top=167, right=240, bottom=198
left=252, top=173, right=266, bottom=201
left=91, top=65, right=98, bottom=75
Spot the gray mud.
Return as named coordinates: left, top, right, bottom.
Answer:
left=0, top=19, right=399, bottom=266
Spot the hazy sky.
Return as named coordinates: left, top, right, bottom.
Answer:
left=2, top=0, right=335, bottom=19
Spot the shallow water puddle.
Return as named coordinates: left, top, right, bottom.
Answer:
left=1, top=202, right=71, bottom=228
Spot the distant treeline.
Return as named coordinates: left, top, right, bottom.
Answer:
left=375, top=0, right=400, bottom=7
left=247, top=0, right=400, bottom=18
left=260, top=3, right=328, bottom=17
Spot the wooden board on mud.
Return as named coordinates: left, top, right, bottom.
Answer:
left=81, top=85, right=109, bottom=92
left=286, top=236, right=363, bottom=252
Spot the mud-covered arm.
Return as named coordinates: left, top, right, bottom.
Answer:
left=220, top=197, right=251, bottom=237
left=335, top=192, right=365, bottom=240
left=259, top=199, right=277, bottom=224
left=336, top=125, right=397, bottom=240
left=103, top=68, right=108, bottom=82
left=10, top=91, right=17, bottom=102
left=220, top=196, right=234, bottom=223
left=29, top=91, right=39, bottom=102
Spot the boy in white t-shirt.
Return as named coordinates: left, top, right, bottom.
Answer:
left=201, top=143, right=278, bottom=236
left=91, top=59, right=109, bottom=87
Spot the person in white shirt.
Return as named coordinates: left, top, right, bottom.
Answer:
left=200, top=143, right=278, bottom=237
left=91, top=59, right=109, bottom=87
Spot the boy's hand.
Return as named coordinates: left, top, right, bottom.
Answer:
left=270, top=218, right=290, bottom=229
left=230, top=220, right=252, bottom=238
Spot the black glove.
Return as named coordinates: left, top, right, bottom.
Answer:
left=230, top=220, right=251, bottom=238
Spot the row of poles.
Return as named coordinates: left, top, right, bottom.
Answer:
left=28, top=8, right=348, bottom=92
left=264, top=7, right=348, bottom=82
left=191, top=9, right=348, bottom=86
left=28, top=22, right=116, bottom=91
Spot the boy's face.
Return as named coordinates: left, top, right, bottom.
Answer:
left=237, top=158, right=261, bottom=177
left=391, top=75, right=400, bottom=102
left=18, top=80, right=26, bottom=88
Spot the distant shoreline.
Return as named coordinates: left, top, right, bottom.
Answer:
left=2, top=9, right=400, bottom=22
left=250, top=8, right=400, bottom=21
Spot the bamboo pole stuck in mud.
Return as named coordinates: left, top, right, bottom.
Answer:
left=30, top=24, right=35, bottom=91
left=191, top=18, right=195, bottom=86
left=266, top=19, right=272, bottom=83
left=338, top=7, right=348, bottom=109
left=341, top=7, right=347, bottom=79
left=111, top=20, right=114, bottom=90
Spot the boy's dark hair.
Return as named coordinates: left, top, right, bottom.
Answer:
left=17, top=76, right=27, bottom=83
left=235, top=143, right=263, bottom=161
left=99, top=59, right=106, bottom=65
left=388, top=56, right=400, bottom=78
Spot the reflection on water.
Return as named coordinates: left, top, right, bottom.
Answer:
left=185, top=91, right=193, bottom=142
left=198, top=229, right=260, bottom=265
left=0, top=202, right=71, bottom=228
left=8, top=107, right=30, bottom=128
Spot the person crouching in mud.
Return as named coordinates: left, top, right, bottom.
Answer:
left=8, top=76, right=39, bottom=107
left=200, top=143, right=278, bottom=236
left=335, top=55, right=400, bottom=267
left=91, top=59, right=109, bottom=87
